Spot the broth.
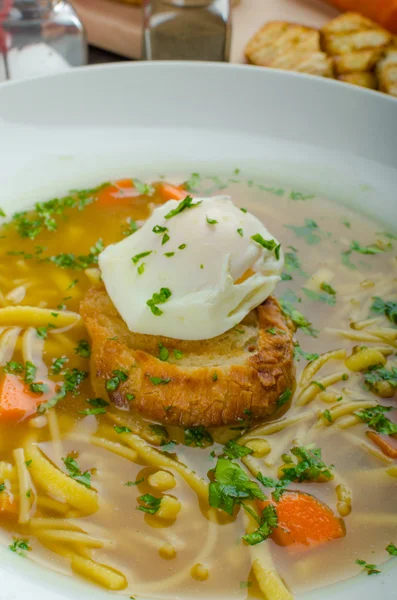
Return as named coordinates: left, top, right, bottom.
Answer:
left=0, top=171, right=396, bottom=598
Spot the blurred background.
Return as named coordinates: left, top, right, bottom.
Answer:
left=0, top=1, right=396, bottom=96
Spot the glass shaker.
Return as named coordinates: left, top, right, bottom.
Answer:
left=142, top=0, right=231, bottom=62
left=0, top=1, right=87, bottom=81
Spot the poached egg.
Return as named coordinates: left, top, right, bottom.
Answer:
left=99, top=195, right=284, bottom=340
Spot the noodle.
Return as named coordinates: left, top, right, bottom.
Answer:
left=13, top=447, right=34, bottom=524
left=0, top=327, right=22, bottom=365
left=296, top=372, right=348, bottom=406
left=299, top=349, right=346, bottom=388
left=47, top=409, right=63, bottom=464
left=0, top=306, right=81, bottom=328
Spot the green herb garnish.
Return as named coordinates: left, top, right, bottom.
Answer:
left=223, top=440, right=253, bottom=459
left=106, top=369, right=128, bottom=392
left=277, top=388, right=292, bottom=409
left=242, top=505, right=278, bottom=545
left=355, top=559, right=381, bottom=576
left=137, top=494, right=162, bottom=514
left=62, top=456, right=91, bottom=488
left=114, top=425, right=132, bottom=434
left=355, top=405, right=397, bottom=435
left=132, top=251, right=152, bottom=264
left=370, top=297, right=397, bottom=325
left=185, top=426, right=213, bottom=448
left=146, top=287, right=172, bottom=316
left=75, top=340, right=91, bottom=358
left=208, top=458, right=266, bottom=515
left=164, top=195, right=202, bottom=219
left=149, top=376, right=171, bottom=385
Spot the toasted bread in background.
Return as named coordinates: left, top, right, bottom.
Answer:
left=320, top=12, right=392, bottom=88
left=377, top=43, right=397, bottom=96
left=338, top=71, right=377, bottom=88
left=245, top=22, right=333, bottom=78
left=81, top=286, right=296, bottom=428
left=321, top=12, right=392, bottom=56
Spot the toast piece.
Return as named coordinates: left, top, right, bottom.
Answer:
left=245, top=22, right=333, bottom=78
left=377, top=45, right=397, bottom=96
left=80, top=287, right=296, bottom=428
left=337, top=72, right=377, bottom=89
left=321, top=12, right=392, bottom=82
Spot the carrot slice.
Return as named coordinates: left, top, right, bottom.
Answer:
left=95, top=179, right=140, bottom=207
left=0, top=493, right=18, bottom=517
left=258, top=491, right=345, bottom=547
left=0, top=374, right=54, bottom=422
left=157, top=183, right=189, bottom=202
left=367, top=430, right=397, bottom=459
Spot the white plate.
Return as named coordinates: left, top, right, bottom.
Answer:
left=0, top=62, right=396, bottom=600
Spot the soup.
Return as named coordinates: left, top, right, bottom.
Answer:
left=0, top=171, right=396, bottom=599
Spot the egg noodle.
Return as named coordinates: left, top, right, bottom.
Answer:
left=0, top=172, right=396, bottom=598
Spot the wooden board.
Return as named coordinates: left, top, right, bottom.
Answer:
left=71, top=0, right=339, bottom=62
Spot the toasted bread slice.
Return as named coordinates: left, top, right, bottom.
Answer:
left=245, top=22, right=333, bottom=78
left=321, top=12, right=392, bottom=83
left=338, top=72, right=378, bottom=89
left=80, top=287, right=296, bottom=428
left=377, top=46, right=397, bottom=96
left=333, top=48, right=383, bottom=75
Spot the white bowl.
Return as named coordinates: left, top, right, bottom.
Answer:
left=0, top=62, right=396, bottom=600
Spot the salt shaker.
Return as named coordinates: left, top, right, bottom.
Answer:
left=0, top=1, right=87, bottom=81
left=142, top=0, right=231, bottom=62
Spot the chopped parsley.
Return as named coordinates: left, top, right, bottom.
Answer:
left=355, top=405, right=397, bottom=435
left=178, top=244, right=186, bottom=250
left=126, top=394, right=135, bottom=401
left=280, top=445, right=333, bottom=483
left=87, top=397, right=109, bottom=408
left=137, top=494, right=162, bottom=514
left=237, top=228, right=244, bottom=237
left=212, top=373, right=218, bottom=381
left=162, top=233, right=170, bottom=245
left=74, top=340, right=91, bottom=358
left=350, top=240, right=383, bottom=255
left=137, top=263, right=145, bottom=275
left=279, top=293, right=318, bottom=337
left=302, top=287, right=336, bottom=306
left=149, top=376, right=171, bottom=385
left=293, top=342, right=319, bottom=362
left=51, top=357, right=68, bottom=375
left=321, top=282, right=336, bottom=296
left=206, top=215, right=218, bottom=225
left=251, top=233, right=279, bottom=256
left=208, top=458, right=265, bottom=515
left=164, top=252, right=174, bottom=258
left=242, top=505, right=278, bottom=545
left=323, top=409, right=333, bottom=423
left=277, top=388, right=292, bottom=409
left=62, top=456, right=91, bottom=488
left=240, top=208, right=247, bottom=213
left=282, top=250, right=307, bottom=280
left=149, top=424, right=169, bottom=442
left=4, top=361, right=24, bottom=375
left=36, top=326, right=49, bottom=339
left=184, top=172, right=201, bottom=193
left=25, top=460, right=32, bottom=468
left=132, top=251, right=152, bottom=264
left=386, top=543, right=397, bottom=556
left=146, top=287, right=172, bottom=316
left=364, top=365, right=397, bottom=393
left=49, top=240, right=103, bottom=270
left=312, top=381, right=326, bottom=391
left=122, top=219, right=138, bottom=237
left=370, top=297, right=397, bottom=325
left=9, top=538, right=31, bottom=556
left=184, top=426, right=213, bottom=448
left=0, top=483, right=5, bottom=493
left=29, top=382, right=48, bottom=395
left=341, top=250, right=357, bottom=270
left=11, top=183, right=109, bottom=240
left=256, top=473, right=289, bottom=502
left=106, top=369, right=128, bottom=392
left=223, top=440, right=253, bottom=459
left=355, top=559, right=381, bottom=576
left=114, top=425, right=132, bottom=434
left=158, top=343, right=169, bottom=361
left=125, top=478, right=144, bottom=487
left=164, top=195, right=202, bottom=219
left=285, top=219, right=322, bottom=246
left=289, top=191, right=315, bottom=201
left=173, top=349, right=183, bottom=360
left=133, top=179, right=154, bottom=196
left=342, top=219, right=351, bottom=229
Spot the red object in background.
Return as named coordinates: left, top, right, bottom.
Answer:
left=326, top=0, right=397, bottom=32
left=0, top=0, right=12, bottom=53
